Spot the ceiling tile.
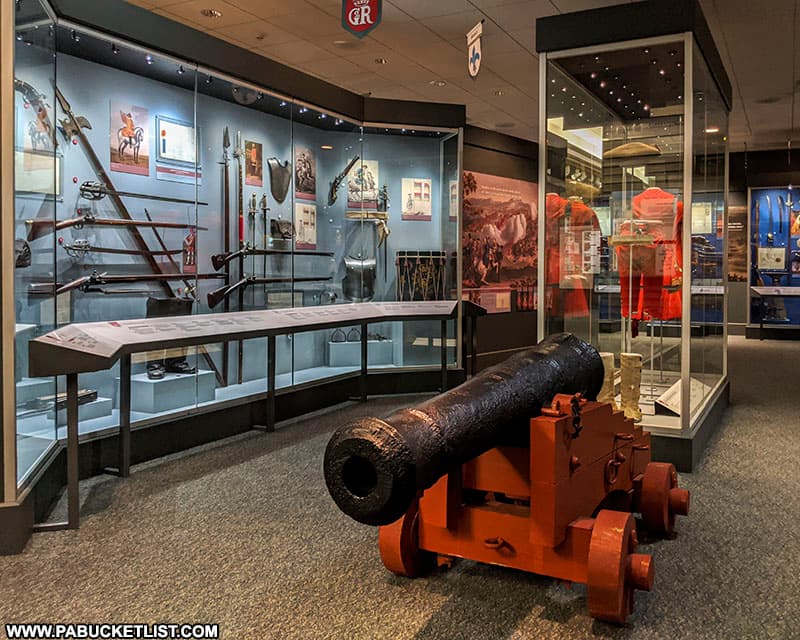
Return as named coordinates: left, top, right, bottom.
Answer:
left=258, top=40, right=334, bottom=65
left=267, top=8, right=344, bottom=38
left=212, top=20, right=299, bottom=47
left=481, top=0, right=556, bottom=32
left=159, top=0, right=255, bottom=28
left=422, top=9, right=486, bottom=41
left=390, top=0, right=477, bottom=19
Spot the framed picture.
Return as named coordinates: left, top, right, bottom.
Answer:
left=348, top=160, right=379, bottom=209
left=294, top=203, right=317, bottom=250
left=401, top=177, right=432, bottom=221
left=14, top=149, right=62, bottom=197
left=156, top=115, right=196, bottom=167
left=245, top=140, right=263, bottom=187
left=111, top=101, right=150, bottom=176
left=294, top=146, right=316, bottom=201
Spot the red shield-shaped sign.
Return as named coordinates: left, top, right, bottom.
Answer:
left=342, top=0, right=382, bottom=39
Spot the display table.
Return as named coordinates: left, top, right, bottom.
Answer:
left=750, top=286, right=800, bottom=339
left=29, top=300, right=459, bottom=530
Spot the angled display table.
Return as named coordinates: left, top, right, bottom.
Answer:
left=29, top=300, right=459, bottom=530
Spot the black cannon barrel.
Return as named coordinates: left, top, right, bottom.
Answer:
left=324, top=333, right=604, bottom=526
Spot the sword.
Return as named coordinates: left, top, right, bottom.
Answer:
left=79, top=181, right=208, bottom=206
left=767, top=195, right=774, bottom=246
left=779, top=195, right=786, bottom=235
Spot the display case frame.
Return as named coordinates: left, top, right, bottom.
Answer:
left=1, top=0, right=465, bottom=548
left=536, top=0, right=730, bottom=470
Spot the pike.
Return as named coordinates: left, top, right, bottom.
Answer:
left=79, top=181, right=209, bottom=206
left=26, top=212, right=207, bottom=242
left=260, top=193, right=269, bottom=282
left=211, top=245, right=335, bottom=271
left=767, top=195, right=775, bottom=246
left=328, top=155, right=360, bottom=206
left=207, top=275, right=333, bottom=309
left=221, top=127, right=232, bottom=385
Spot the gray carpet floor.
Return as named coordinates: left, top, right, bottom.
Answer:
left=1, top=336, right=798, bottom=639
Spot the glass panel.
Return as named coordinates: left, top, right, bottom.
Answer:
left=689, top=43, right=727, bottom=415
left=14, top=1, right=58, bottom=485
left=53, top=27, right=199, bottom=428
left=545, top=39, right=686, bottom=429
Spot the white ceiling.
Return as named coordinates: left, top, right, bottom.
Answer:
left=125, top=0, right=800, bottom=152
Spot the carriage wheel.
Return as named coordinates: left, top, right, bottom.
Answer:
left=378, top=500, right=432, bottom=577
left=639, top=462, right=690, bottom=535
left=587, top=509, right=654, bottom=624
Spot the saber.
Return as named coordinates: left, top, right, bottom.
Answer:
left=767, top=195, right=774, bottom=245
left=79, top=181, right=208, bottom=207
left=779, top=195, right=786, bottom=235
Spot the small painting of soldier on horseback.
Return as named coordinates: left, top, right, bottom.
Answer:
left=110, top=101, right=149, bottom=176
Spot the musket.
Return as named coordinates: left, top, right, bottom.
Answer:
left=28, top=271, right=224, bottom=296
left=59, top=238, right=182, bottom=259
left=211, top=246, right=335, bottom=271
left=26, top=213, right=208, bottom=241
left=328, top=155, right=360, bottom=206
left=79, top=181, right=208, bottom=207
left=207, top=275, right=333, bottom=309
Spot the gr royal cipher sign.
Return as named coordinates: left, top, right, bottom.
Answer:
left=342, top=0, right=382, bottom=38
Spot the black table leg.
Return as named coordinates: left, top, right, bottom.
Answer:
left=440, top=319, right=448, bottom=392
left=360, top=322, right=368, bottom=402
left=119, top=355, right=131, bottom=477
left=266, top=335, right=276, bottom=432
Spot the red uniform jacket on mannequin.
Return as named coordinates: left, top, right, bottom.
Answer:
left=616, top=187, right=683, bottom=321
left=545, top=193, right=600, bottom=318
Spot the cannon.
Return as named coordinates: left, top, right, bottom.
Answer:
left=323, top=333, right=690, bottom=624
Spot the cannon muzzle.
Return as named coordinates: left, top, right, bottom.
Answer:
left=324, top=333, right=604, bottom=526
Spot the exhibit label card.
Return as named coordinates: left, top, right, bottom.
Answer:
left=110, top=101, right=149, bottom=176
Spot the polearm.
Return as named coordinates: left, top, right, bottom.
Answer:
left=234, top=131, right=245, bottom=383
left=221, top=128, right=232, bottom=385
left=26, top=213, right=208, bottom=242
left=207, top=275, right=333, bottom=309
left=211, top=245, right=335, bottom=271
left=79, top=181, right=209, bottom=207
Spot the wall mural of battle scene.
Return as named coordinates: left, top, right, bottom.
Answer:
left=462, top=171, right=538, bottom=312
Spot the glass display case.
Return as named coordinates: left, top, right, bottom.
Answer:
left=748, top=186, right=800, bottom=329
left=11, top=4, right=461, bottom=487
left=538, top=23, right=729, bottom=445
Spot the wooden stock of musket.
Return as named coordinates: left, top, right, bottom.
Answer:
left=211, top=246, right=335, bottom=271
left=207, top=275, right=333, bottom=309
left=26, top=214, right=207, bottom=242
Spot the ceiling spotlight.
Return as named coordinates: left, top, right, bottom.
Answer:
left=704, top=126, right=720, bottom=134
left=319, top=113, right=327, bottom=119
left=600, top=81, right=606, bottom=88
left=70, top=29, right=80, bottom=42
left=111, top=43, right=120, bottom=54
left=429, top=80, right=446, bottom=87
left=201, top=8, right=223, bottom=18
left=15, top=32, right=23, bottom=41
left=659, top=69, right=665, bottom=76
left=299, top=107, right=308, bottom=113
left=177, top=65, right=186, bottom=74
left=590, top=72, right=597, bottom=79
left=145, top=54, right=153, bottom=65
left=374, top=57, right=388, bottom=64
left=279, top=100, right=287, bottom=107
left=493, top=89, right=505, bottom=96
left=561, top=86, right=567, bottom=92
left=321, top=145, right=334, bottom=150
left=643, top=104, right=650, bottom=111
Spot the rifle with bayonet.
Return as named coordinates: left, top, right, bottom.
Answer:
left=79, top=181, right=209, bottom=207
left=211, top=245, right=335, bottom=271
left=29, top=271, right=225, bottom=296
left=207, top=275, right=333, bottom=309
left=328, top=155, right=360, bottom=206
left=59, top=237, right=182, bottom=259
left=26, top=211, right=208, bottom=242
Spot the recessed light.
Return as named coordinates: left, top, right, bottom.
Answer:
left=333, top=40, right=348, bottom=45
left=256, top=33, right=266, bottom=41
left=374, top=57, right=388, bottom=64
left=493, top=89, right=505, bottom=96
left=321, top=145, right=334, bottom=150
left=704, top=126, right=719, bottom=134
left=429, top=80, right=446, bottom=87
left=201, top=8, right=223, bottom=18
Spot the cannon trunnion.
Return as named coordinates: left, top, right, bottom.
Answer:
left=323, top=334, right=690, bottom=624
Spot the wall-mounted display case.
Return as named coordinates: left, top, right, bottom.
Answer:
left=9, top=0, right=462, bottom=490
left=537, top=0, right=730, bottom=468
left=748, top=186, right=800, bottom=331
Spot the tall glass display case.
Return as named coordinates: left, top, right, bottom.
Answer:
left=537, top=0, right=730, bottom=469
left=8, top=1, right=462, bottom=491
